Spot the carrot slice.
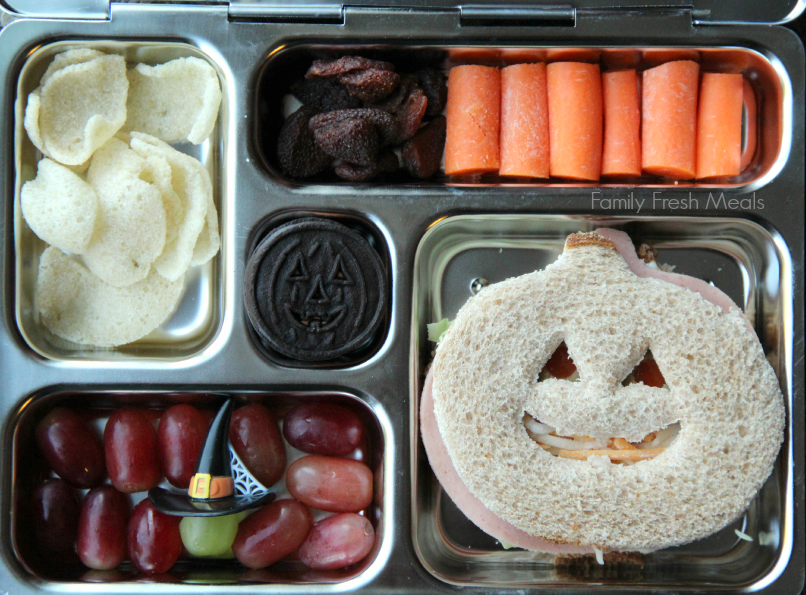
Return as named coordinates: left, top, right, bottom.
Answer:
left=695, top=72, right=744, bottom=179
left=602, top=49, right=641, bottom=71
left=740, top=78, right=757, bottom=172
left=612, top=438, right=637, bottom=450
left=642, top=60, right=700, bottom=179
left=547, top=62, right=603, bottom=181
left=444, top=65, right=501, bottom=176
left=501, top=48, right=547, bottom=64
left=642, top=49, right=701, bottom=67
left=500, top=63, right=550, bottom=179
left=546, top=48, right=601, bottom=63
left=558, top=448, right=665, bottom=461
left=601, top=69, right=641, bottom=177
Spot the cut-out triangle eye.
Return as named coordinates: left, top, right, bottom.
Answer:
left=327, top=253, right=354, bottom=285
left=623, top=350, right=667, bottom=388
left=286, top=253, right=309, bottom=282
left=539, top=341, right=577, bottom=380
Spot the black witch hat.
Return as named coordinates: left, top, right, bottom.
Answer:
left=149, top=398, right=275, bottom=516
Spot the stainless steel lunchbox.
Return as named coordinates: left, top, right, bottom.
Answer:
left=0, top=0, right=803, bottom=593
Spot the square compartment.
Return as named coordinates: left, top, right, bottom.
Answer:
left=8, top=388, right=390, bottom=587
left=411, top=215, right=795, bottom=589
left=14, top=40, right=228, bottom=362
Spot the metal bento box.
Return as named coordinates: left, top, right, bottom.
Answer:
left=0, top=0, right=803, bottom=593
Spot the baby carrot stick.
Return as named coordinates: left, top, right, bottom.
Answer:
left=601, top=69, right=641, bottom=177
left=444, top=65, right=501, bottom=176
left=500, top=63, right=550, bottom=179
left=546, top=48, right=601, bottom=63
left=642, top=49, right=701, bottom=68
left=547, top=62, right=603, bottom=181
left=695, top=72, right=744, bottom=179
left=642, top=60, right=700, bottom=179
left=740, top=78, right=757, bottom=171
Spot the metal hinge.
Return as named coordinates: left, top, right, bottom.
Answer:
left=227, top=2, right=343, bottom=23
left=460, top=4, right=575, bottom=26
left=0, top=0, right=109, bottom=19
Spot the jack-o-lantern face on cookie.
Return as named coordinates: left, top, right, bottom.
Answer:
left=245, top=218, right=386, bottom=362
left=277, top=241, right=364, bottom=335
left=429, top=231, right=784, bottom=552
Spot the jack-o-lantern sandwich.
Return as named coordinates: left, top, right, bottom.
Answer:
left=420, top=229, right=784, bottom=557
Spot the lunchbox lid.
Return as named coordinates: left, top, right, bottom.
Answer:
left=2, top=0, right=804, bottom=24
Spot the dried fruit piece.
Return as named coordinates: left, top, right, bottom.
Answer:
left=394, top=85, right=428, bottom=144
left=306, top=56, right=400, bottom=104
left=311, top=116, right=379, bottom=166
left=306, top=56, right=394, bottom=78
left=402, top=116, right=446, bottom=179
left=338, top=69, right=400, bottom=103
left=415, top=68, right=448, bottom=116
left=372, top=75, right=416, bottom=113
left=277, top=106, right=330, bottom=178
left=335, top=150, right=399, bottom=182
left=310, top=108, right=398, bottom=146
left=291, top=78, right=361, bottom=112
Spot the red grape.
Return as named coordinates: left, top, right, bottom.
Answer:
left=229, top=403, right=286, bottom=487
left=35, top=407, right=105, bottom=488
left=286, top=455, right=373, bottom=512
left=232, top=499, right=312, bottom=569
left=128, top=499, right=182, bottom=574
left=299, top=513, right=375, bottom=570
left=77, top=485, right=129, bottom=570
left=105, top=409, right=161, bottom=493
left=283, top=403, right=364, bottom=456
left=157, top=404, right=207, bottom=489
left=633, top=357, right=667, bottom=388
left=31, top=479, right=80, bottom=557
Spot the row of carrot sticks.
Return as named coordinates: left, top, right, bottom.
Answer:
left=444, top=60, right=755, bottom=181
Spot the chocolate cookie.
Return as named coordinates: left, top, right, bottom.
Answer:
left=244, top=218, right=387, bottom=362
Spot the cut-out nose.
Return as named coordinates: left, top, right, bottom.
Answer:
left=541, top=341, right=576, bottom=380
left=305, top=274, right=331, bottom=304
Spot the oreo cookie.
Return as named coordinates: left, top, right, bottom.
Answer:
left=244, top=218, right=387, bottom=362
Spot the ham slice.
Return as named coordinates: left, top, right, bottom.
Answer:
left=419, top=228, right=752, bottom=551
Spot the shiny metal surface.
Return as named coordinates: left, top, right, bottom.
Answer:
left=0, top=3, right=803, bottom=594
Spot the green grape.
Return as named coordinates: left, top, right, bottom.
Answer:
left=179, top=514, right=239, bottom=558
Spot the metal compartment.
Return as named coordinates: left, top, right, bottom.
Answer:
left=9, top=388, right=391, bottom=586
left=410, top=215, right=794, bottom=588
left=256, top=45, right=789, bottom=189
left=0, top=3, right=803, bottom=595
left=13, top=39, right=228, bottom=362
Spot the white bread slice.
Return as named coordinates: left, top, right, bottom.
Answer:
left=428, top=231, right=784, bottom=551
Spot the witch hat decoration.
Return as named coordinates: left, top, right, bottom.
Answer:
left=149, top=398, right=275, bottom=516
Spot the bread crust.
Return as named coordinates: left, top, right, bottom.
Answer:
left=430, top=231, right=784, bottom=551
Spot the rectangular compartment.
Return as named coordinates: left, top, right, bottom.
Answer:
left=256, top=45, right=789, bottom=188
left=410, top=215, right=795, bottom=588
left=8, top=388, right=390, bottom=587
left=14, top=40, right=228, bottom=362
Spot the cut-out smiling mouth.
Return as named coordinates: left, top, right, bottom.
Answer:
left=284, top=304, right=347, bottom=333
